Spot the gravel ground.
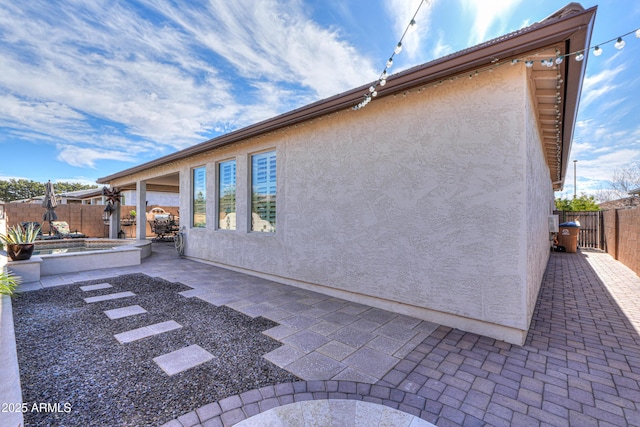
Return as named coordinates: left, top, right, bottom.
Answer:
left=12, top=273, right=299, bottom=427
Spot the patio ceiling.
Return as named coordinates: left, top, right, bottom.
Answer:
left=114, top=172, right=180, bottom=193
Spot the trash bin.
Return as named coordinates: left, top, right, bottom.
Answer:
left=558, top=222, right=579, bottom=253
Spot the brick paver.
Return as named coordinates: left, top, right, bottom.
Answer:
left=161, top=249, right=640, bottom=426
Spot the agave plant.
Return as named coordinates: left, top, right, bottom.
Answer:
left=0, top=223, right=41, bottom=246
left=0, top=269, right=21, bottom=296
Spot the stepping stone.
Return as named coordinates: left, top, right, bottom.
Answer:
left=80, top=283, right=113, bottom=292
left=114, top=320, right=182, bottom=344
left=153, top=345, right=214, bottom=376
left=104, top=305, right=147, bottom=320
left=84, top=291, right=136, bottom=303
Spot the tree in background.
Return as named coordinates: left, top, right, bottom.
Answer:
left=555, top=194, right=600, bottom=211
left=0, top=179, right=98, bottom=202
left=594, top=161, right=640, bottom=202
left=611, top=161, right=640, bottom=199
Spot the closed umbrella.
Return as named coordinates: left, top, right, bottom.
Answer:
left=42, top=180, right=58, bottom=235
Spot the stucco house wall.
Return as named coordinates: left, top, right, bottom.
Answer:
left=525, top=84, right=554, bottom=324
left=100, top=4, right=596, bottom=346
left=143, top=64, right=546, bottom=345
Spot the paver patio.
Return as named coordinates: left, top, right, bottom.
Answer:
left=16, top=243, right=640, bottom=426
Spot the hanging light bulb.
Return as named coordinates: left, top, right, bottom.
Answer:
left=614, top=37, right=625, bottom=49
left=525, top=60, right=534, bottom=68
left=575, top=52, right=584, bottom=61
left=593, top=46, right=602, bottom=56
left=511, top=59, right=519, bottom=65
left=555, top=56, right=564, bottom=64
left=380, top=79, right=387, bottom=86
left=394, top=42, right=403, bottom=54
left=386, top=57, right=393, bottom=68
left=636, top=29, right=640, bottom=38
left=371, top=90, right=378, bottom=97
left=409, top=19, right=416, bottom=31
left=369, top=86, right=375, bottom=93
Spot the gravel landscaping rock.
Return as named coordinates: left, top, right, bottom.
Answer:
left=12, top=273, right=299, bottom=426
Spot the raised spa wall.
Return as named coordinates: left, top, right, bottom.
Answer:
left=5, top=239, right=152, bottom=282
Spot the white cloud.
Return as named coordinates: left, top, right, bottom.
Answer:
left=459, top=0, right=523, bottom=45
left=0, top=0, right=377, bottom=170
left=384, top=0, right=436, bottom=63
left=430, top=32, right=455, bottom=59
left=56, top=145, right=135, bottom=169
left=580, top=65, right=624, bottom=108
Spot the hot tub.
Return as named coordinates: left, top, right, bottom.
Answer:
left=7, top=239, right=152, bottom=281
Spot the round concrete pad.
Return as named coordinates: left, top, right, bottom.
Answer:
left=235, top=399, right=435, bottom=426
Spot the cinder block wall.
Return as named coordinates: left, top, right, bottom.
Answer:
left=602, top=208, right=640, bottom=276
left=617, top=208, right=640, bottom=275
left=3, top=204, right=107, bottom=237
left=1, top=203, right=179, bottom=239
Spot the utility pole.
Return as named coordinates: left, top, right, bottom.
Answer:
left=573, top=160, right=577, bottom=199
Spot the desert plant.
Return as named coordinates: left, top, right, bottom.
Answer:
left=0, top=269, right=21, bottom=296
left=0, top=223, right=41, bottom=245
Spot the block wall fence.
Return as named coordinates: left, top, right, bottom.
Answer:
left=0, top=204, right=178, bottom=239
left=602, top=208, right=640, bottom=276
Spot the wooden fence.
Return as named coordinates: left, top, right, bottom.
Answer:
left=553, top=210, right=603, bottom=249
left=553, top=208, right=640, bottom=276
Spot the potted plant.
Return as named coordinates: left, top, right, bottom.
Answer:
left=0, top=223, right=40, bottom=261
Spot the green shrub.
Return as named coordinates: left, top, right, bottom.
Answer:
left=0, top=269, right=21, bottom=297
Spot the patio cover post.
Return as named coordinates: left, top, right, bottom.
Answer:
left=108, top=203, right=121, bottom=239
left=136, top=181, right=146, bottom=240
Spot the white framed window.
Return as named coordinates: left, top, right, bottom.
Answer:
left=251, top=150, right=276, bottom=232
left=218, top=159, right=236, bottom=230
left=192, top=166, right=206, bottom=228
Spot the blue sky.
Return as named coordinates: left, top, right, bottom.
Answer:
left=0, top=0, right=638, bottom=200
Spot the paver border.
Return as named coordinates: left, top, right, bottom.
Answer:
left=159, top=380, right=439, bottom=427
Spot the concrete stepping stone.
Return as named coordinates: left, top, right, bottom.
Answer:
left=80, top=283, right=113, bottom=292
left=84, top=291, right=136, bottom=303
left=114, top=320, right=182, bottom=344
left=104, top=305, right=147, bottom=320
left=153, top=344, right=214, bottom=376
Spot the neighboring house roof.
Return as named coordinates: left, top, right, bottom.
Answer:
left=630, top=188, right=640, bottom=195
left=9, top=188, right=102, bottom=204
left=58, top=188, right=104, bottom=199
left=599, top=196, right=640, bottom=210
left=98, top=3, right=596, bottom=191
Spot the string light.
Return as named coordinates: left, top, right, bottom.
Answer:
left=352, top=25, right=640, bottom=111
left=352, top=0, right=431, bottom=110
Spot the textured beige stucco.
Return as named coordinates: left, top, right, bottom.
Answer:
left=525, top=81, right=553, bottom=324
left=112, top=64, right=553, bottom=344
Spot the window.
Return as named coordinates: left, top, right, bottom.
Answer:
left=218, top=160, right=236, bottom=230
left=251, top=151, right=276, bottom=232
left=192, top=166, right=206, bottom=228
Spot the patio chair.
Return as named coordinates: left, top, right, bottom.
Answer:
left=50, top=221, right=86, bottom=239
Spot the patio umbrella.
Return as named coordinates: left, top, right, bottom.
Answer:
left=42, top=180, right=58, bottom=235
